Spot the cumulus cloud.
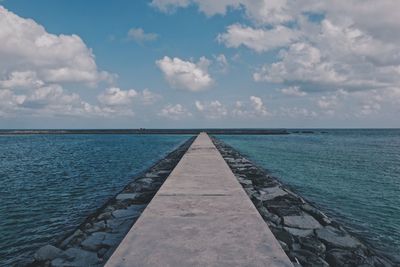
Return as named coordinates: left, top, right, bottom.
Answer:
left=0, top=84, right=116, bottom=118
left=280, top=86, right=307, bottom=97
left=98, top=87, right=138, bottom=106
left=279, top=107, right=318, bottom=118
left=0, top=6, right=112, bottom=87
left=150, top=0, right=294, bottom=25
left=214, top=54, right=229, bottom=73
left=217, top=24, right=299, bottom=52
left=97, top=87, right=161, bottom=116
left=156, top=56, right=213, bottom=91
left=127, top=27, right=158, bottom=43
left=195, top=100, right=228, bottom=119
left=158, top=104, right=192, bottom=120
left=152, top=0, right=400, bottom=111
left=232, top=96, right=270, bottom=118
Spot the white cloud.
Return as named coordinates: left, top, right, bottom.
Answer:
left=280, top=86, right=307, bottom=97
left=279, top=107, right=318, bottom=118
left=214, top=54, right=229, bottom=73
left=232, top=96, right=270, bottom=118
left=150, top=0, right=294, bottom=25
left=127, top=27, right=158, bottom=43
left=0, top=84, right=117, bottom=118
left=98, top=87, right=138, bottom=106
left=152, top=1, right=400, bottom=105
left=0, top=6, right=112, bottom=87
left=195, top=100, right=228, bottom=119
left=217, top=24, right=299, bottom=52
left=250, top=96, right=269, bottom=116
left=156, top=56, right=213, bottom=91
left=158, top=104, right=192, bottom=120
left=141, top=88, right=161, bottom=105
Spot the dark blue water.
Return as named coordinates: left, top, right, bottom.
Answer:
left=0, top=134, right=190, bottom=266
left=219, top=129, right=400, bottom=257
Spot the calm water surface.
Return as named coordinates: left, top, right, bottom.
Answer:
left=0, top=134, right=190, bottom=266
left=219, top=129, right=400, bottom=258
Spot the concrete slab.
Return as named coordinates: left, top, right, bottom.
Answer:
left=105, top=133, right=293, bottom=267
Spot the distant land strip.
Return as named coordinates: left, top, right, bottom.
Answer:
left=0, top=129, right=295, bottom=135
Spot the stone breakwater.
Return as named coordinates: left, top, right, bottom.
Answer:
left=26, top=137, right=195, bottom=267
left=211, top=137, right=396, bottom=267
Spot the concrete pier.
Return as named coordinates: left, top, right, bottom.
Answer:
left=105, top=133, right=292, bottom=267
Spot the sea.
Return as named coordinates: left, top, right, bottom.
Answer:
left=0, top=130, right=399, bottom=265
left=219, top=129, right=400, bottom=259
left=0, top=134, right=190, bottom=266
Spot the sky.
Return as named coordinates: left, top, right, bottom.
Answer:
left=0, top=0, right=400, bottom=129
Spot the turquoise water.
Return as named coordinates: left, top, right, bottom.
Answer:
left=0, top=134, right=190, bottom=266
left=219, top=129, right=400, bottom=257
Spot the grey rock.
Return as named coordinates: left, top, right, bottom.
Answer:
left=111, top=205, right=145, bottom=219
left=299, top=236, right=326, bottom=255
left=301, top=204, right=332, bottom=226
left=316, top=226, right=362, bottom=249
left=293, top=249, right=329, bottom=267
left=145, top=173, right=159, bottom=178
left=97, top=211, right=112, bottom=221
left=116, top=193, right=138, bottom=201
left=258, top=206, right=282, bottom=225
left=284, top=227, right=313, bottom=237
left=81, top=232, right=106, bottom=251
left=51, top=257, right=66, bottom=267
left=81, top=232, right=121, bottom=251
left=34, top=244, right=62, bottom=261
left=86, top=221, right=107, bottom=234
left=283, top=213, right=322, bottom=229
left=63, top=247, right=100, bottom=266
left=271, top=227, right=295, bottom=246
left=279, top=240, right=290, bottom=253
left=260, top=186, right=288, bottom=200
left=238, top=178, right=253, bottom=188
left=326, top=249, right=363, bottom=266
left=60, top=229, right=84, bottom=248
left=107, top=218, right=133, bottom=234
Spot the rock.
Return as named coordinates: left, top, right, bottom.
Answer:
left=301, top=204, right=331, bottom=226
left=259, top=186, right=288, bottom=200
left=298, top=236, right=326, bottom=255
left=34, top=245, right=63, bottom=261
left=293, top=249, right=329, bottom=267
left=111, top=205, right=145, bottom=219
left=316, top=226, right=362, bottom=249
left=60, top=229, right=84, bottom=248
left=86, top=221, right=107, bottom=234
left=97, top=247, right=109, bottom=258
left=107, top=218, right=133, bottom=234
left=63, top=247, right=100, bottom=266
left=284, top=227, right=313, bottom=237
left=238, top=178, right=253, bottom=188
left=51, top=257, right=66, bottom=267
left=283, top=213, right=322, bottom=229
left=279, top=240, right=290, bottom=253
left=145, top=173, right=159, bottom=178
left=258, top=206, right=282, bottom=225
left=81, top=232, right=121, bottom=251
left=81, top=232, right=106, bottom=251
left=271, top=227, right=295, bottom=246
left=97, top=211, right=112, bottom=221
left=116, top=193, right=138, bottom=201
left=326, top=249, right=363, bottom=266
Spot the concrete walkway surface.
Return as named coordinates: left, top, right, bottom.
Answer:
left=105, top=133, right=293, bottom=267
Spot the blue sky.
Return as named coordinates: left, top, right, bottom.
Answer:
left=1, top=0, right=400, bottom=128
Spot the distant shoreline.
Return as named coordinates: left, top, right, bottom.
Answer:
left=0, top=129, right=291, bottom=135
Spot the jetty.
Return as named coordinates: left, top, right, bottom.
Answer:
left=105, top=133, right=292, bottom=267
